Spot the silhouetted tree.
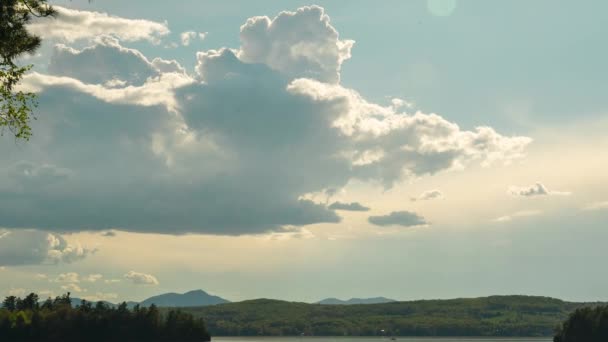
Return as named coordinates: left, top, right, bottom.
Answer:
left=554, top=305, right=608, bottom=342
left=1, top=296, right=16, bottom=311
left=0, top=292, right=211, bottom=341
left=1, top=0, right=55, bottom=140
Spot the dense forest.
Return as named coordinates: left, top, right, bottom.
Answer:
left=182, top=295, right=603, bottom=337
left=554, top=305, right=608, bottom=342
left=0, top=292, right=210, bottom=341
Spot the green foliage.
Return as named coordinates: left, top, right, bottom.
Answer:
left=0, top=0, right=55, bottom=140
left=183, top=296, right=603, bottom=337
left=554, top=305, right=608, bottom=342
left=0, top=63, right=37, bottom=140
left=0, top=292, right=211, bottom=341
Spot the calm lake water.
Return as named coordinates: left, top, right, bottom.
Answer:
left=214, top=337, right=551, bottom=342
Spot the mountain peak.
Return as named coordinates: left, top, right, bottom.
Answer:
left=139, top=289, right=230, bottom=307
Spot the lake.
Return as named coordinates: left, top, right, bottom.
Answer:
left=214, top=337, right=551, bottom=342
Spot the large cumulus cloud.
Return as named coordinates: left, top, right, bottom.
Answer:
left=238, top=5, right=354, bottom=83
left=0, top=6, right=531, bottom=235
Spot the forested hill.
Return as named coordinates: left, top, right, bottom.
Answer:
left=181, top=295, right=604, bottom=337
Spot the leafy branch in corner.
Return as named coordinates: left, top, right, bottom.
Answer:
left=0, top=0, right=55, bottom=140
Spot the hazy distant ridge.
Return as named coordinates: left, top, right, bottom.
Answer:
left=74, top=289, right=230, bottom=308
left=316, top=297, right=396, bottom=305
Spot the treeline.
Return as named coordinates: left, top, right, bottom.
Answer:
left=554, top=305, right=608, bottom=342
left=0, top=292, right=210, bottom=341
left=183, top=296, right=601, bottom=337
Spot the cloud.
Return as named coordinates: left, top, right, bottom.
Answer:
left=368, top=211, right=427, bottom=227
left=83, top=292, right=119, bottom=302
left=124, top=271, right=159, bottom=285
left=84, top=274, right=103, bottom=283
left=508, top=182, right=571, bottom=197
left=411, top=189, right=443, bottom=201
left=328, top=201, right=370, bottom=211
left=582, top=201, right=608, bottom=211
left=238, top=5, right=354, bottom=83
left=61, top=283, right=85, bottom=293
left=28, top=6, right=170, bottom=43
left=494, top=210, right=542, bottom=222
left=8, top=288, right=27, bottom=297
left=7, top=161, right=71, bottom=189
left=104, top=279, right=121, bottom=284
left=55, top=272, right=80, bottom=283
left=180, top=31, right=207, bottom=46
left=48, top=36, right=182, bottom=85
left=0, top=6, right=530, bottom=236
left=0, top=230, right=93, bottom=266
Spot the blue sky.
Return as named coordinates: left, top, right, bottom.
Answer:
left=0, top=0, right=607, bottom=303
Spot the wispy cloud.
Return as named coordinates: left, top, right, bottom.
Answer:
left=508, top=182, right=571, bottom=197
left=411, top=189, right=443, bottom=201
left=368, top=211, right=427, bottom=227
left=124, top=271, right=159, bottom=285
left=328, top=201, right=370, bottom=211
left=494, top=210, right=542, bottom=222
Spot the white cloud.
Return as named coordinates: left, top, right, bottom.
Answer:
left=28, top=6, right=170, bottom=43
left=104, top=279, right=121, bottom=284
left=411, top=189, right=444, bottom=201
left=83, top=292, right=119, bottom=302
left=84, top=274, right=103, bottom=283
left=55, top=272, right=80, bottom=283
left=180, top=31, right=207, bottom=46
left=494, top=210, right=542, bottom=222
left=61, top=283, right=85, bottom=293
left=21, top=70, right=192, bottom=113
left=124, top=271, right=159, bottom=285
left=508, top=182, right=571, bottom=197
left=0, top=230, right=93, bottom=266
left=238, top=5, right=354, bottom=83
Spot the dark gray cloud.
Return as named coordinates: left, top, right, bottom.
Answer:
left=328, top=201, right=370, bottom=212
left=0, top=6, right=529, bottom=236
left=368, top=211, right=427, bottom=227
left=411, top=189, right=443, bottom=201
left=0, top=230, right=92, bottom=266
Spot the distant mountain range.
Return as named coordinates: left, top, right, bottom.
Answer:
left=74, top=289, right=230, bottom=308
left=72, top=289, right=400, bottom=308
left=316, top=297, right=396, bottom=305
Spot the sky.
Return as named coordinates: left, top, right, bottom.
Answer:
left=0, top=0, right=607, bottom=304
